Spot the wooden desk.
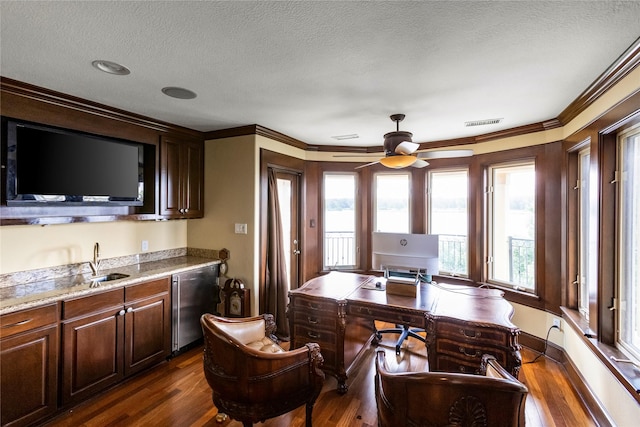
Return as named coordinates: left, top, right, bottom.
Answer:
left=288, top=272, right=521, bottom=393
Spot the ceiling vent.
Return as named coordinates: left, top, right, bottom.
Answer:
left=464, top=118, right=503, bottom=127
left=331, top=134, right=359, bottom=141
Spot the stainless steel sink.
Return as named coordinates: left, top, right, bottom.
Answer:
left=90, top=273, right=130, bottom=284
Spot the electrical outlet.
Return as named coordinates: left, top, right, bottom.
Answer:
left=552, top=317, right=562, bottom=330
left=141, top=240, right=149, bottom=252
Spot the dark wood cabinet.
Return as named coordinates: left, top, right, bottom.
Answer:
left=61, top=277, right=171, bottom=405
left=0, top=304, right=59, bottom=427
left=160, top=136, right=204, bottom=218
left=124, top=278, right=172, bottom=376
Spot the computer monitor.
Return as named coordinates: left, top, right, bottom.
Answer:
left=371, top=232, right=439, bottom=276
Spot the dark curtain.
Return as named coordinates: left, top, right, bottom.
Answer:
left=266, top=168, right=290, bottom=339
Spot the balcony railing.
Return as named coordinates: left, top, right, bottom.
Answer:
left=438, top=234, right=468, bottom=276
left=324, top=231, right=356, bottom=268
left=323, top=232, right=534, bottom=286
left=508, top=236, right=535, bottom=288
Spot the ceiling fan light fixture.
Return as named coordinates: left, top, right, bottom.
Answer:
left=380, top=155, right=417, bottom=169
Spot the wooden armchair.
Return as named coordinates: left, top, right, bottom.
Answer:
left=375, top=350, right=528, bottom=427
left=201, top=313, right=325, bottom=427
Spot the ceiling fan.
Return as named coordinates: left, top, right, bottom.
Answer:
left=335, top=114, right=473, bottom=169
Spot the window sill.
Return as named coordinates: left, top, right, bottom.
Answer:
left=561, top=306, right=640, bottom=404
left=477, top=281, right=542, bottom=307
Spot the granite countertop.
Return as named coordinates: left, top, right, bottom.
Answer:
left=0, top=256, right=220, bottom=315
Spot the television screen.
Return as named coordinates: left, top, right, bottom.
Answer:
left=5, top=120, right=144, bottom=206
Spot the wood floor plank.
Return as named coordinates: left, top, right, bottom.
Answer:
left=44, top=332, right=595, bottom=427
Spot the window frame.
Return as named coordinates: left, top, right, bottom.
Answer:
left=427, top=167, right=470, bottom=278
left=321, top=170, right=360, bottom=271
left=485, top=159, right=537, bottom=293
left=372, top=171, right=412, bottom=233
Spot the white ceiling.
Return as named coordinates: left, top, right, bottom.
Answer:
left=1, top=1, right=639, bottom=148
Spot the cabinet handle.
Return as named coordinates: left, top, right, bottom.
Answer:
left=460, top=328, right=481, bottom=339
left=459, top=347, right=481, bottom=358
left=118, top=309, right=126, bottom=316
left=307, top=331, right=320, bottom=339
left=126, top=307, right=134, bottom=313
left=309, top=303, right=320, bottom=310
left=1, top=318, right=32, bottom=328
left=184, top=209, right=189, bottom=213
left=307, top=317, right=319, bottom=324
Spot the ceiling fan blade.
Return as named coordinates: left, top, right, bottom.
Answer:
left=411, top=159, right=430, bottom=168
left=395, top=141, right=419, bottom=155
left=354, top=160, right=381, bottom=169
left=417, top=149, right=474, bottom=159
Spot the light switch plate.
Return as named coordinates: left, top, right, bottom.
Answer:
left=234, top=223, right=247, bottom=234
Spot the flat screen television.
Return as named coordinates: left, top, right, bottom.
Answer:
left=3, top=119, right=144, bottom=206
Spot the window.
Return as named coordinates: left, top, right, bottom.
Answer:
left=323, top=173, right=358, bottom=269
left=428, top=169, right=469, bottom=277
left=487, top=161, right=536, bottom=291
left=374, top=173, right=410, bottom=233
left=577, top=148, right=591, bottom=318
left=617, top=126, right=640, bottom=360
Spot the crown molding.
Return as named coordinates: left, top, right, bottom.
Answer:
left=205, top=124, right=307, bottom=150
left=558, top=37, right=640, bottom=126
left=0, top=77, right=202, bottom=139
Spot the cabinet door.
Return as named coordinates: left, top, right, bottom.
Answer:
left=0, top=325, right=58, bottom=427
left=61, top=307, right=125, bottom=405
left=159, top=136, right=204, bottom=218
left=124, top=278, right=171, bottom=376
left=182, top=140, right=203, bottom=218
left=160, top=136, right=183, bottom=217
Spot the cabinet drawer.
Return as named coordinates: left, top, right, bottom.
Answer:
left=125, top=277, right=170, bottom=302
left=348, top=302, right=425, bottom=327
left=62, top=289, right=124, bottom=320
left=294, top=324, right=336, bottom=350
left=435, top=338, right=507, bottom=366
left=293, top=311, right=337, bottom=330
left=0, top=304, right=58, bottom=339
left=436, top=320, right=510, bottom=346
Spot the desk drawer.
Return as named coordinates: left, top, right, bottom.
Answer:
left=435, top=320, right=510, bottom=347
left=291, top=296, right=337, bottom=313
left=433, top=354, right=483, bottom=375
left=293, top=311, right=337, bottom=331
left=435, top=338, right=507, bottom=367
left=348, top=302, right=425, bottom=327
left=293, top=324, right=336, bottom=350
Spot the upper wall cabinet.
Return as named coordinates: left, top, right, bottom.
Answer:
left=159, top=136, right=204, bottom=219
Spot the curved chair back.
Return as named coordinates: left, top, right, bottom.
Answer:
left=201, top=313, right=324, bottom=427
left=375, top=350, right=527, bottom=427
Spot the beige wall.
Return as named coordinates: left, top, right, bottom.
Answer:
left=0, top=220, right=187, bottom=274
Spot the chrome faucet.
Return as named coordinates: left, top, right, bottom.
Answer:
left=89, top=242, right=101, bottom=276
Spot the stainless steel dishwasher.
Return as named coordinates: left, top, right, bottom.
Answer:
left=171, top=264, right=220, bottom=353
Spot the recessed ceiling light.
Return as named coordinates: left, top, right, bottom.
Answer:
left=161, top=87, right=197, bottom=99
left=464, top=118, right=503, bottom=127
left=91, top=60, right=130, bottom=75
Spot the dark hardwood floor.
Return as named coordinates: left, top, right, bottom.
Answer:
left=45, top=326, right=595, bottom=427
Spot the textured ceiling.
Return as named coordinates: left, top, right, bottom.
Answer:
left=1, top=1, right=639, bottom=148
